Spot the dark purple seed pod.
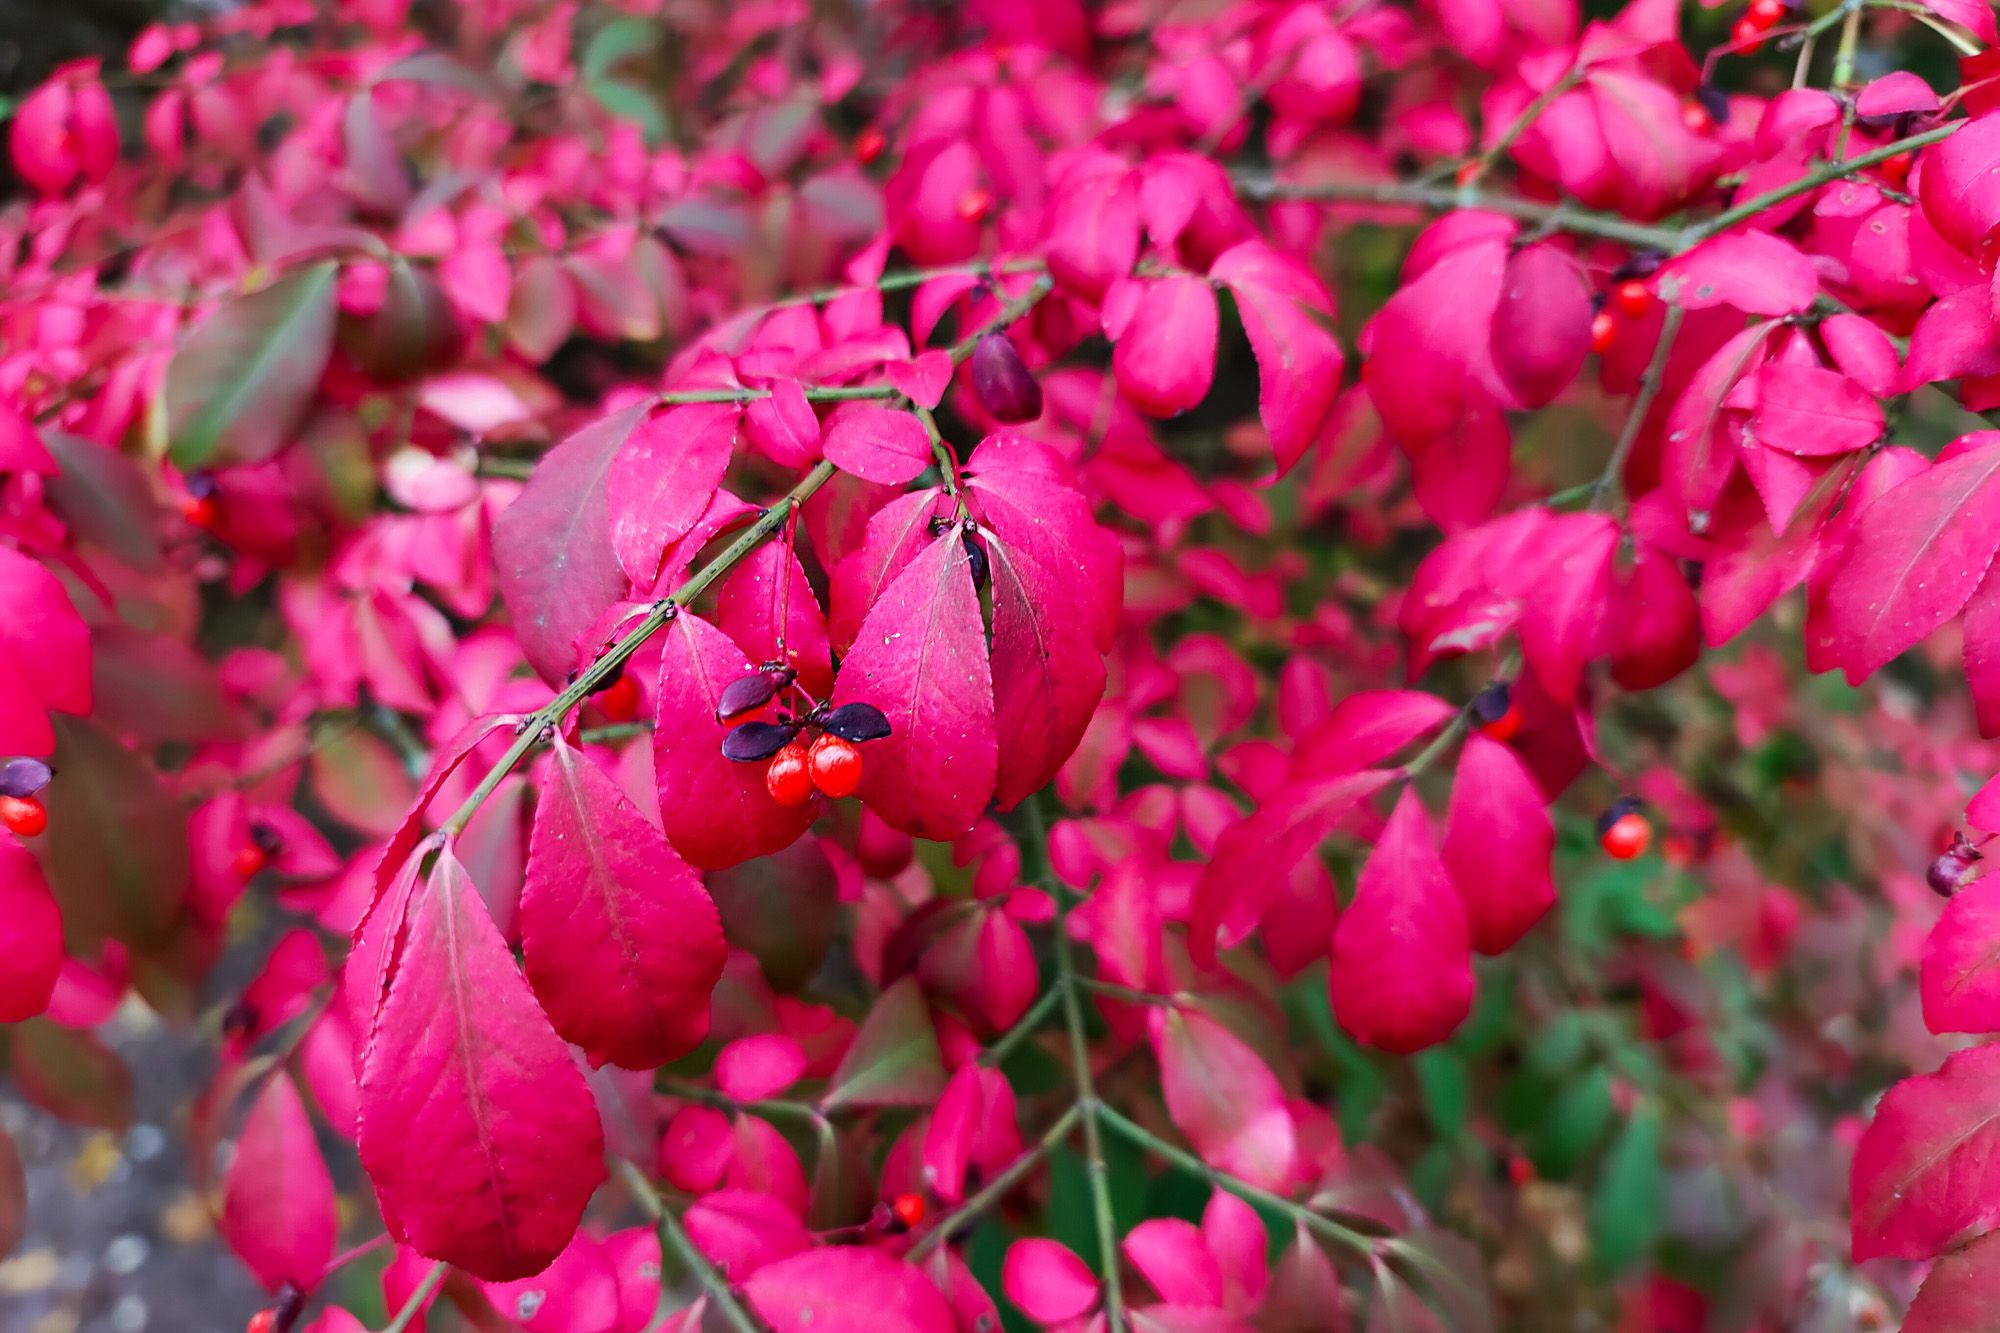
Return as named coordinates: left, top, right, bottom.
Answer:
left=970, top=334, right=1044, bottom=424
left=962, top=529, right=989, bottom=592
left=1594, top=795, right=1644, bottom=840
left=721, top=721, right=799, bottom=762
left=820, top=702, right=892, bottom=743
left=1692, top=83, right=1730, bottom=127
left=717, top=672, right=780, bottom=722
left=1929, top=834, right=1984, bottom=897
left=248, top=822, right=286, bottom=856
left=0, top=757, right=52, bottom=798
left=272, top=1284, right=307, bottom=1333
left=1470, top=682, right=1511, bottom=726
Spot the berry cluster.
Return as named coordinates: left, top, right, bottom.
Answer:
left=717, top=667, right=891, bottom=807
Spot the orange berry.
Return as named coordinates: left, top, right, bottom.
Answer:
left=599, top=673, right=640, bottom=723
left=891, top=1192, right=926, bottom=1228
left=0, top=794, right=46, bottom=838
left=1612, top=279, right=1652, bottom=319
left=808, top=733, right=863, bottom=799
left=1590, top=310, right=1617, bottom=355
left=1600, top=810, right=1653, bottom=860
left=765, top=743, right=814, bottom=807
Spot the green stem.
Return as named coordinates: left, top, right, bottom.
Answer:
left=1591, top=304, right=1685, bottom=510
left=1077, top=977, right=1175, bottom=1007
left=617, top=1158, right=768, bottom=1333
left=980, top=983, right=1067, bottom=1068
left=379, top=1262, right=448, bottom=1333
left=1094, top=1104, right=1378, bottom=1257
left=657, top=1077, right=824, bottom=1126
left=1057, top=939, right=1128, bottom=1331
left=1686, top=123, right=1956, bottom=243
left=1474, top=67, right=1580, bottom=175
left=439, top=457, right=837, bottom=835
left=1238, top=175, right=1680, bottom=249
left=907, top=1103, right=1084, bottom=1263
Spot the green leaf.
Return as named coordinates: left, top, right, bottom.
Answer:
left=1529, top=1065, right=1615, bottom=1180
left=1589, top=1103, right=1663, bottom=1274
left=88, top=623, right=240, bottom=744
left=588, top=78, right=671, bottom=143
left=43, top=716, right=190, bottom=953
left=582, top=17, right=659, bottom=80
left=1413, top=1051, right=1468, bottom=1140
left=820, top=977, right=945, bottom=1112
left=165, top=262, right=339, bottom=469
left=41, top=431, right=162, bottom=566
left=375, top=52, right=505, bottom=100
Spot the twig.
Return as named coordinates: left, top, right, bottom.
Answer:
left=657, top=1077, right=824, bottom=1127
left=906, top=1103, right=1084, bottom=1262
left=617, top=1158, right=768, bottom=1333
left=1591, top=304, right=1686, bottom=510
left=979, top=983, right=1067, bottom=1069
left=379, top=1262, right=447, bottom=1333
left=1056, top=917, right=1128, bottom=1329
left=438, top=457, right=838, bottom=835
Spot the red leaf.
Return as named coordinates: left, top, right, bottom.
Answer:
left=1212, top=240, right=1346, bottom=472
left=0, top=841, right=62, bottom=1023
left=964, top=434, right=1122, bottom=653
left=521, top=735, right=726, bottom=1069
left=716, top=540, right=836, bottom=699
left=495, top=404, right=650, bottom=685
left=1610, top=543, right=1700, bottom=691
left=1967, top=571, right=2000, bottom=737
left=1923, top=875, right=2000, bottom=1034
left=1111, top=274, right=1219, bottom=418
left=1151, top=1005, right=1297, bottom=1189
left=829, top=488, right=951, bottom=654
left=0, top=545, right=90, bottom=719
left=1824, top=434, right=2000, bottom=680
left=654, top=612, right=816, bottom=869
left=1442, top=735, right=1555, bottom=955
left=984, top=524, right=1107, bottom=811
left=1658, top=231, right=1818, bottom=316
left=1902, top=1228, right=2000, bottom=1332
left=1517, top=515, right=1617, bottom=704
left=222, top=1074, right=336, bottom=1291
left=607, top=403, right=737, bottom=586
left=1003, top=1238, right=1100, bottom=1324
left=1329, top=789, right=1474, bottom=1054
left=822, top=406, right=936, bottom=485
left=1286, top=691, right=1455, bottom=783
left=357, top=850, right=606, bottom=1281
left=743, top=1246, right=957, bottom=1333
left=1851, top=1041, right=2000, bottom=1261
left=830, top=534, right=997, bottom=841
left=1490, top=242, right=1591, bottom=408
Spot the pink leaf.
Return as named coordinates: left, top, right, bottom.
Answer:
left=683, top=1190, right=813, bottom=1280
left=1002, top=1238, right=1101, bottom=1324
left=964, top=434, right=1122, bottom=653
left=607, top=404, right=738, bottom=586
left=222, top=1074, right=336, bottom=1291
left=0, top=546, right=90, bottom=717
left=1211, top=240, right=1346, bottom=472
left=1658, top=231, right=1818, bottom=316
left=1112, top=275, right=1219, bottom=418
left=495, top=404, right=649, bottom=685
left=1151, top=1006, right=1297, bottom=1189
left=1490, top=242, right=1591, bottom=408
left=1123, top=1220, right=1222, bottom=1308
left=1517, top=515, right=1617, bottom=704
left=481, top=1230, right=621, bottom=1333
left=822, top=406, right=936, bottom=484
left=357, top=850, right=606, bottom=1281
left=1825, top=434, right=2000, bottom=680
left=654, top=612, right=816, bottom=869
left=1920, top=112, right=2000, bottom=257
left=984, top=522, right=1107, bottom=811
left=1286, top=691, right=1456, bottom=783
left=1923, top=875, right=2000, bottom=1034
left=1736, top=364, right=1884, bottom=457
left=715, top=1035, right=809, bottom=1102
left=744, top=1247, right=957, bottom=1333
left=830, top=534, right=997, bottom=841
left=0, top=842, right=62, bottom=1023
left=1902, top=1229, right=2000, bottom=1332
left=1442, top=735, right=1555, bottom=955
left=716, top=541, right=836, bottom=699
left=1968, top=572, right=2000, bottom=737
left=1851, top=1041, right=2000, bottom=1261
left=1188, top=771, right=1394, bottom=967
left=886, top=350, right=954, bottom=410
left=521, top=735, right=725, bottom=1069
left=1329, top=789, right=1475, bottom=1054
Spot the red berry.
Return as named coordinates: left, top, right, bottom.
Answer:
left=1455, top=160, right=1481, bottom=187
left=1600, top=811, right=1652, bottom=860
left=956, top=187, right=993, bottom=223
left=1878, top=150, right=1913, bottom=187
left=1480, top=703, right=1523, bottom=743
left=248, top=1314, right=276, bottom=1333
left=1682, top=99, right=1714, bottom=134
left=1612, top=279, right=1652, bottom=319
left=599, top=673, right=641, bottom=723
left=1747, top=0, right=1786, bottom=28
left=0, top=794, right=46, bottom=838
left=232, top=845, right=268, bottom=880
left=1590, top=310, right=1617, bottom=355
left=1731, top=15, right=1765, bottom=51
left=1507, top=1154, right=1535, bottom=1187
left=765, top=743, right=814, bottom=807
left=181, top=493, right=217, bottom=527
left=809, top=733, right=864, bottom=799
left=855, top=127, right=887, bottom=164
left=891, top=1192, right=926, bottom=1228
